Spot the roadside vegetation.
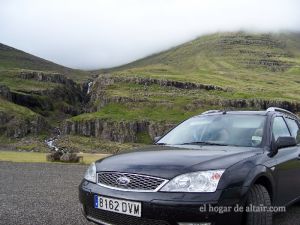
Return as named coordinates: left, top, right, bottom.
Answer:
left=0, top=150, right=108, bottom=164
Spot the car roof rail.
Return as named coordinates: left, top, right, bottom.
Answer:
left=202, top=110, right=223, bottom=115
left=266, top=107, right=299, bottom=119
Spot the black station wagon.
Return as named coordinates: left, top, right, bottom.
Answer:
left=79, top=107, right=300, bottom=225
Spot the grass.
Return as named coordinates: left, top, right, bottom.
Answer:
left=136, top=132, right=153, bottom=144
left=100, top=32, right=300, bottom=101
left=0, top=134, right=140, bottom=154
left=0, top=150, right=109, bottom=164
left=2, top=32, right=300, bottom=147
left=73, top=32, right=300, bottom=127
left=56, top=135, right=143, bottom=154
left=0, top=69, right=62, bottom=92
left=0, top=43, right=92, bottom=82
left=71, top=102, right=207, bottom=123
left=71, top=74, right=300, bottom=124
left=0, top=97, right=37, bottom=118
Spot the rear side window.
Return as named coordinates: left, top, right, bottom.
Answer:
left=272, top=117, right=291, bottom=141
left=285, top=118, right=300, bottom=144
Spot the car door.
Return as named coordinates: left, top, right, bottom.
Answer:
left=272, top=116, right=300, bottom=206
left=284, top=117, right=300, bottom=199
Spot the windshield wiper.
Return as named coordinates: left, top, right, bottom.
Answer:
left=179, top=141, right=228, bottom=146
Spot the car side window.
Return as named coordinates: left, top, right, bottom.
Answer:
left=285, top=118, right=300, bottom=144
left=272, top=117, right=291, bottom=141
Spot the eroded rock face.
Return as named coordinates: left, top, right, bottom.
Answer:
left=19, top=71, right=75, bottom=85
left=89, top=74, right=225, bottom=103
left=11, top=92, right=53, bottom=111
left=87, top=75, right=227, bottom=112
left=61, top=119, right=174, bottom=143
left=0, top=112, right=47, bottom=138
left=95, top=74, right=225, bottom=91
left=0, top=85, right=12, bottom=101
left=186, top=99, right=300, bottom=113
left=14, top=71, right=85, bottom=115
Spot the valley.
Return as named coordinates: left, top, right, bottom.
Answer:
left=1, top=32, right=300, bottom=153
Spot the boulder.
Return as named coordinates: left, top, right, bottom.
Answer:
left=60, top=152, right=80, bottom=163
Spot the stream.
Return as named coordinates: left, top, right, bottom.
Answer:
left=45, top=80, right=94, bottom=151
left=45, top=128, right=61, bottom=151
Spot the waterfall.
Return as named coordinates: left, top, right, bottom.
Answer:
left=87, top=81, right=93, bottom=94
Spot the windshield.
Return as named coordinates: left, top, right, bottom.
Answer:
left=157, top=114, right=266, bottom=147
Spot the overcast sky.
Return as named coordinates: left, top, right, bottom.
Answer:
left=0, top=0, right=300, bottom=70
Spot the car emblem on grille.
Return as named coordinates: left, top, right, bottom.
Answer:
left=116, top=176, right=131, bottom=186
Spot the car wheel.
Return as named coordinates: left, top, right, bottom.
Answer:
left=245, top=184, right=272, bottom=225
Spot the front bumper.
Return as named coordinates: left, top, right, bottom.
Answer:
left=79, top=180, right=248, bottom=225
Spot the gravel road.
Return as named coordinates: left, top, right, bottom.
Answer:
left=0, top=162, right=299, bottom=225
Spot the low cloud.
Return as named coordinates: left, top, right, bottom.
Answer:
left=0, top=0, right=299, bottom=70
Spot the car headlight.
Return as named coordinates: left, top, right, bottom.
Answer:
left=84, top=162, right=97, bottom=183
left=160, top=170, right=225, bottom=192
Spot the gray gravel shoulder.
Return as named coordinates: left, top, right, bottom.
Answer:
left=0, top=162, right=299, bottom=225
left=0, top=162, right=90, bottom=225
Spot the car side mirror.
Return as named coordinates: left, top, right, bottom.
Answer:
left=154, top=136, right=161, bottom=143
left=271, top=136, right=297, bottom=156
left=276, top=136, right=297, bottom=149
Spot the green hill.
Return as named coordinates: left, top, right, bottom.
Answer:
left=0, top=43, right=91, bottom=82
left=101, top=32, right=300, bottom=101
left=0, top=43, right=89, bottom=140
left=2, top=32, right=300, bottom=149
left=65, top=32, right=300, bottom=144
left=108, top=32, right=300, bottom=74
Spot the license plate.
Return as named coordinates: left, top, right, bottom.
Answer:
left=94, top=195, right=142, bottom=217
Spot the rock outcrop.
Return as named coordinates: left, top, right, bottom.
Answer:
left=187, top=98, right=300, bottom=113
left=11, top=92, right=53, bottom=111
left=19, top=71, right=76, bottom=85
left=0, top=71, right=85, bottom=138
left=87, top=75, right=227, bottom=112
left=95, top=74, right=225, bottom=91
left=0, top=111, right=47, bottom=138
left=15, top=71, right=84, bottom=115
left=62, top=119, right=174, bottom=143
left=0, top=84, right=12, bottom=101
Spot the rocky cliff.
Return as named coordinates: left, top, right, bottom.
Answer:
left=0, top=84, right=12, bottom=101
left=186, top=98, right=300, bottom=112
left=14, top=71, right=84, bottom=115
left=0, top=104, right=48, bottom=138
left=0, top=71, right=86, bottom=138
left=62, top=119, right=174, bottom=143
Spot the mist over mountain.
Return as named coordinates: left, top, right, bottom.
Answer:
left=1, top=31, right=300, bottom=149
left=1, top=0, right=300, bottom=69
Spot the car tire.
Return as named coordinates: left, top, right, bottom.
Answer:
left=245, top=184, right=272, bottom=225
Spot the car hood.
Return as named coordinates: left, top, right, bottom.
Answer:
left=96, top=145, right=263, bottom=179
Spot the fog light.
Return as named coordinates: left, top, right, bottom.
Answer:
left=178, top=223, right=211, bottom=225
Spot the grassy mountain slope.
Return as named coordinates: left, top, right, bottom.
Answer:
left=73, top=32, right=300, bottom=132
left=0, top=43, right=135, bottom=151
left=0, top=43, right=89, bottom=140
left=0, top=43, right=91, bottom=82
left=103, top=32, right=300, bottom=101
left=2, top=32, right=300, bottom=147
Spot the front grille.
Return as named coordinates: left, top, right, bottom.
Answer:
left=86, top=207, right=170, bottom=225
left=97, top=172, right=168, bottom=192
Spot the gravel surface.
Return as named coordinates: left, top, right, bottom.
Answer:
left=0, top=162, right=299, bottom=225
